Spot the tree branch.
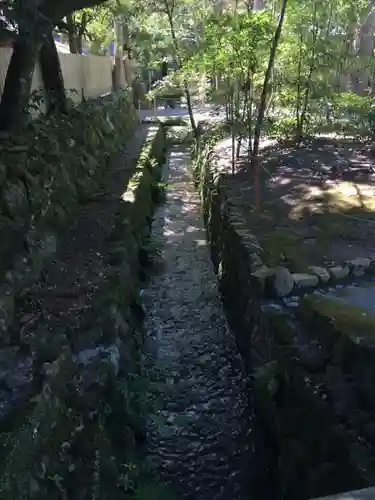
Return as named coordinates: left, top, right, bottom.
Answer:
left=39, top=0, right=107, bottom=22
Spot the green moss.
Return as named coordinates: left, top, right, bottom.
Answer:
left=0, top=118, right=168, bottom=499
left=299, top=294, right=375, bottom=340
left=260, top=230, right=304, bottom=270
left=269, top=314, right=296, bottom=344
left=252, top=217, right=331, bottom=272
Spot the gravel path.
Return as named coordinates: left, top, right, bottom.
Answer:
left=143, top=147, right=254, bottom=500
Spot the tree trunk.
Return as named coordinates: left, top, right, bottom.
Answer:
left=295, top=31, right=304, bottom=138
left=0, top=36, right=38, bottom=131
left=230, top=86, right=235, bottom=173
left=68, top=33, right=80, bottom=54
left=66, top=14, right=80, bottom=53
left=164, top=0, right=198, bottom=138
left=296, top=2, right=318, bottom=142
left=236, top=85, right=249, bottom=160
left=77, top=11, right=88, bottom=54
left=252, top=0, right=288, bottom=160
left=352, top=6, right=375, bottom=94
left=113, top=18, right=125, bottom=91
left=40, top=30, right=67, bottom=113
left=252, top=0, right=288, bottom=212
left=247, top=76, right=253, bottom=157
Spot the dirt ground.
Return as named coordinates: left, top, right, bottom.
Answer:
left=14, top=126, right=152, bottom=342
left=217, top=136, right=375, bottom=271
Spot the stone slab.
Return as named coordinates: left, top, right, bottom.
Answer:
left=345, top=258, right=371, bottom=277
left=308, top=265, right=330, bottom=283
left=292, top=273, right=319, bottom=288
left=330, top=266, right=350, bottom=280
left=324, top=283, right=375, bottom=318
left=312, top=486, right=375, bottom=499
left=269, top=267, right=294, bottom=297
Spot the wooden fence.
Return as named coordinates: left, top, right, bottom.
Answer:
left=0, top=49, right=116, bottom=104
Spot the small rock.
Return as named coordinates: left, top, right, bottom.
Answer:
left=77, top=344, right=120, bottom=378
left=308, top=266, right=330, bottom=283
left=288, top=301, right=299, bottom=308
left=2, top=181, right=28, bottom=217
left=250, top=254, right=263, bottom=271
left=246, top=241, right=263, bottom=254
left=106, top=345, right=120, bottom=377
left=0, top=284, right=14, bottom=338
left=261, top=303, right=283, bottom=315
left=292, top=273, right=319, bottom=288
left=39, top=234, right=57, bottom=259
left=329, top=265, right=349, bottom=280
left=345, top=257, right=371, bottom=277
left=3, top=368, right=32, bottom=390
left=303, top=237, right=316, bottom=245
left=269, top=267, right=294, bottom=297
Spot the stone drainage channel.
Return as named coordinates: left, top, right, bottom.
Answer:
left=141, top=146, right=256, bottom=500
left=140, top=138, right=375, bottom=499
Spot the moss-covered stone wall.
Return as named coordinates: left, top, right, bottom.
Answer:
left=193, top=135, right=375, bottom=500
left=0, top=91, right=138, bottom=343
left=0, top=106, right=167, bottom=498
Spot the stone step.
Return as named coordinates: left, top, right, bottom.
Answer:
left=313, top=487, right=375, bottom=499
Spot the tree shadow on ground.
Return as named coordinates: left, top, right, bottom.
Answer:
left=218, top=137, right=375, bottom=271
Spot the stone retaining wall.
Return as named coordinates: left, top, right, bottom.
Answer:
left=0, top=120, right=166, bottom=498
left=193, top=138, right=375, bottom=500
left=0, top=91, right=137, bottom=344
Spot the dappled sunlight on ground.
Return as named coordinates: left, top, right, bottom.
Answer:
left=152, top=148, right=209, bottom=249
left=139, top=103, right=225, bottom=125
left=217, top=136, right=375, bottom=270
left=143, top=145, right=250, bottom=499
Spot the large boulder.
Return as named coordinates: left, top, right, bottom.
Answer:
left=269, top=267, right=294, bottom=297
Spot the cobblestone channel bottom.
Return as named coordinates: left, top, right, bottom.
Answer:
left=143, top=147, right=254, bottom=500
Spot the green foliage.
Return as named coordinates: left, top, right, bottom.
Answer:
left=192, top=10, right=273, bottom=78
left=265, top=116, right=297, bottom=139
left=63, top=0, right=375, bottom=143
left=0, top=118, right=171, bottom=500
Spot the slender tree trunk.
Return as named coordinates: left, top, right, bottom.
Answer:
left=247, top=77, right=253, bottom=157
left=252, top=0, right=287, bottom=212
left=231, top=90, right=235, bottom=174
left=164, top=1, right=198, bottom=138
left=352, top=3, right=375, bottom=95
left=297, top=2, right=318, bottom=142
left=77, top=11, right=88, bottom=54
left=236, top=87, right=249, bottom=159
left=66, top=11, right=88, bottom=55
left=113, top=18, right=125, bottom=91
left=0, top=35, right=38, bottom=131
left=295, top=31, right=304, bottom=138
left=66, top=14, right=80, bottom=54
left=40, top=30, right=67, bottom=113
left=225, top=101, right=229, bottom=122
left=77, top=36, right=83, bottom=54
left=252, top=0, right=288, bottom=160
